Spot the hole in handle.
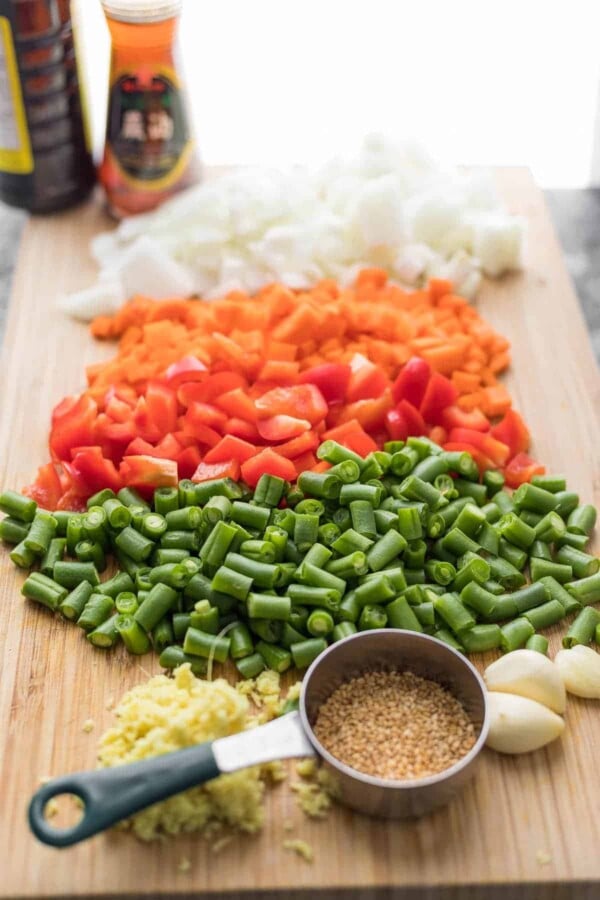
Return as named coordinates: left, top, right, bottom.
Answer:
left=29, top=781, right=91, bottom=847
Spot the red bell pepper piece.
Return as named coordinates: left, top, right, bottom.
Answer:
left=204, top=435, right=257, bottom=464
left=322, top=420, right=378, bottom=457
left=419, top=372, right=458, bottom=425
left=397, top=400, right=427, bottom=436
left=297, top=363, right=351, bottom=405
left=225, top=417, right=261, bottom=442
left=104, top=394, right=135, bottom=424
left=164, top=355, right=208, bottom=389
left=441, top=405, right=490, bottom=433
left=181, top=407, right=222, bottom=447
left=392, top=357, right=431, bottom=408
left=256, top=415, right=311, bottom=442
left=176, top=445, right=202, bottom=480
left=145, top=382, right=178, bottom=438
left=293, top=451, right=318, bottom=474
left=153, top=433, right=183, bottom=459
left=177, top=372, right=247, bottom=407
left=49, top=394, right=98, bottom=462
left=240, top=448, right=297, bottom=488
left=503, top=452, right=545, bottom=488
left=447, top=428, right=511, bottom=467
left=346, top=354, right=390, bottom=402
left=491, top=408, right=530, bottom=458
left=23, top=463, right=63, bottom=509
left=65, top=446, right=122, bottom=494
left=192, top=459, right=241, bottom=483
left=385, top=408, right=409, bottom=442
left=333, top=390, right=393, bottom=433
left=119, top=455, right=178, bottom=488
left=184, top=401, right=228, bottom=432
left=215, top=388, right=258, bottom=422
left=125, top=437, right=159, bottom=457
left=255, top=384, right=328, bottom=425
left=132, top=397, right=162, bottom=443
left=273, top=430, right=320, bottom=459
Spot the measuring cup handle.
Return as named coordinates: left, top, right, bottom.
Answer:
left=28, top=742, right=221, bottom=848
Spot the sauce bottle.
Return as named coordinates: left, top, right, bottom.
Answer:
left=99, top=0, right=199, bottom=218
left=0, top=0, right=95, bottom=213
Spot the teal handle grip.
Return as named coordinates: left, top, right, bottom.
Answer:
left=28, top=742, right=221, bottom=847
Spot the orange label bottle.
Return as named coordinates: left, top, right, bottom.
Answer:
left=99, top=0, right=199, bottom=218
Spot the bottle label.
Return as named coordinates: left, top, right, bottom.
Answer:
left=0, top=16, right=33, bottom=174
left=107, top=66, right=193, bottom=191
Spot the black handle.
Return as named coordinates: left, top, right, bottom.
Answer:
left=28, top=742, right=221, bottom=847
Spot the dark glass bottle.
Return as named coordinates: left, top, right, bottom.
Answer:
left=0, top=0, right=95, bottom=213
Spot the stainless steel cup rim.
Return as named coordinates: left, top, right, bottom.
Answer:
left=299, top=629, right=490, bottom=791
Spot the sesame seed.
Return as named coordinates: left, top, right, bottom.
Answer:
left=313, top=669, right=477, bottom=781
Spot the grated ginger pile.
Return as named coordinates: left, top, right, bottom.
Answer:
left=97, top=664, right=329, bottom=842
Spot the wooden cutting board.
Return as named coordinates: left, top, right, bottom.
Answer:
left=1, top=169, right=599, bottom=900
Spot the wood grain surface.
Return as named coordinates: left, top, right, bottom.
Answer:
left=1, top=170, right=599, bottom=900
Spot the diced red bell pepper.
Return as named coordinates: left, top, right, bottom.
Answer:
left=419, top=372, right=458, bottom=425
left=385, top=408, right=409, bottom=442
left=54, top=489, right=87, bottom=512
left=94, top=415, right=138, bottom=463
left=428, top=425, right=448, bottom=446
left=392, top=357, right=431, bottom=408
left=178, top=372, right=247, bottom=407
left=240, top=448, right=297, bottom=488
left=177, top=445, right=203, bottom=480
left=153, top=433, right=183, bottom=459
left=184, top=401, right=228, bottom=432
left=441, top=404, right=490, bottom=433
left=225, top=417, right=260, bottom=442
left=255, top=384, right=328, bottom=425
left=132, top=397, right=162, bottom=443
left=204, top=435, right=257, bottom=464
left=257, top=415, right=311, bottom=442
left=491, top=408, right=530, bottom=458
left=119, top=455, right=178, bottom=489
left=103, top=385, right=137, bottom=409
left=322, top=420, right=378, bottom=457
left=273, top=430, right=320, bottom=459
left=503, top=452, right=545, bottom=488
left=125, top=437, right=157, bottom=457
left=256, top=360, right=300, bottom=385
left=443, top=441, right=496, bottom=472
left=334, top=390, right=393, bottom=433
left=215, top=388, right=258, bottom=422
left=145, top=382, right=178, bottom=438
left=293, top=451, right=318, bottom=475
left=297, top=363, right=351, bottom=405
left=23, top=463, right=63, bottom=509
left=50, top=394, right=98, bottom=462
left=346, top=354, right=390, bottom=402
left=104, top=394, right=135, bottom=424
left=164, top=355, right=208, bottom=389
left=192, top=459, right=241, bottom=483
left=447, top=428, right=511, bottom=467
left=65, top=446, right=122, bottom=494
left=181, top=407, right=222, bottom=447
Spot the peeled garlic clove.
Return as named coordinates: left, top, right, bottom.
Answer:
left=554, top=645, right=600, bottom=699
left=486, top=692, right=565, bottom=754
left=484, top=649, right=566, bottom=714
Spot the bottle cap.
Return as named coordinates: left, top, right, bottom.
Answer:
left=101, top=0, right=182, bottom=23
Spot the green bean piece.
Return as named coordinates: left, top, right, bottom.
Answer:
left=135, top=583, right=177, bottom=633
left=424, top=559, right=456, bottom=586
left=523, top=599, right=566, bottom=630
left=440, top=528, right=479, bottom=557
left=454, top=479, right=487, bottom=506
left=116, top=487, right=149, bottom=510
left=482, top=579, right=505, bottom=596
left=413, top=601, right=436, bottom=627
left=152, top=486, right=179, bottom=516
left=190, top=600, right=220, bottom=635
left=433, top=593, right=476, bottom=636
left=183, top=626, right=231, bottom=663
left=358, top=604, right=388, bottom=631
left=412, top=455, right=449, bottom=484
left=404, top=539, right=427, bottom=569
left=492, top=490, right=515, bottom=516
left=317, top=440, right=364, bottom=468
left=115, top=615, right=151, bottom=654
left=318, top=522, right=341, bottom=547
left=77, top=593, right=114, bottom=632
left=398, top=475, right=443, bottom=509
left=305, top=607, right=334, bottom=636
left=0, top=516, right=30, bottom=544
left=295, top=498, right=324, bottom=518
left=115, top=592, right=139, bottom=615
left=360, top=455, right=386, bottom=482
left=531, top=474, right=567, bottom=494
left=510, top=581, right=549, bottom=613
left=233, top=651, right=265, bottom=678
left=51, top=510, right=72, bottom=537
left=497, top=537, right=528, bottom=571
left=460, top=624, right=502, bottom=653
left=280, top=622, right=306, bottom=650
left=292, top=513, right=319, bottom=552
left=137, top=513, right=167, bottom=541
left=433, top=629, right=464, bottom=651
left=483, top=470, right=505, bottom=496
left=0, top=490, right=37, bottom=522
left=332, top=621, right=357, bottom=642
left=152, top=548, right=191, bottom=566
left=441, top=449, right=478, bottom=480
left=565, top=572, right=600, bottom=606
left=135, top=567, right=153, bottom=592
left=228, top=622, right=254, bottom=659
left=408, top=436, right=443, bottom=458
left=113, top=554, right=139, bottom=579
left=567, top=504, right=597, bottom=536
left=81, top=507, right=108, bottom=546
left=389, top=447, right=420, bottom=477
left=556, top=545, right=599, bottom=579
left=285, top=636, right=328, bottom=671
left=21, top=572, right=67, bottom=610
left=454, top=504, right=486, bottom=539
left=114, top=526, right=154, bottom=562
left=54, top=560, right=100, bottom=589
left=478, top=522, right=500, bottom=557
left=556, top=531, right=589, bottom=551
left=195, top=478, right=243, bottom=504
left=251, top=473, right=286, bottom=507
left=287, top=584, right=341, bottom=612
left=74, top=540, right=106, bottom=572
left=40, top=537, right=66, bottom=577
left=484, top=554, right=526, bottom=590
left=500, top=617, right=535, bottom=652
left=161, top=529, right=200, bottom=552
left=87, top=615, right=120, bottom=649
left=480, top=503, right=501, bottom=524
left=85, top=489, right=114, bottom=510
left=532, top=511, right=566, bottom=543
left=519, top=513, right=543, bottom=529
left=24, top=512, right=57, bottom=556
left=97, top=571, right=135, bottom=598
left=529, top=557, right=573, bottom=584
left=530, top=541, right=553, bottom=562
left=297, top=562, right=346, bottom=595
left=481, top=594, right=519, bottom=623
left=452, top=556, right=491, bottom=593
left=210, top=566, right=252, bottom=602
left=354, top=574, right=395, bottom=607
left=246, top=592, right=291, bottom=621
left=396, top=506, right=423, bottom=541
left=337, top=591, right=360, bottom=623
left=288, top=606, right=309, bottom=633
left=553, top=491, right=580, bottom=518
left=223, top=552, right=280, bottom=589
left=497, top=513, right=536, bottom=551
left=425, top=511, right=446, bottom=540
left=562, top=607, right=600, bottom=648
left=366, top=529, right=407, bottom=572
left=386, top=596, right=423, bottom=632
left=171, top=612, right=190, bottom=641
left=404, top=568, right=426, bottom=585
left=147, top=562, right=189, bottom=591
left=339, top=482, right=382, bottom=507
left=538, top=575, right=581, bottom=616
left=301, top=543, right=332, bottom=568
left=175, top=479, right=198, bottom=507
left=433, top=473, right=456, bottom=497
left=460, top=582, right=498, bottom=618
left=59, top=580, right=94, bottom=620
left=324, top=460, right=361, bottom=486
left=325, top=551, right=368, bottom=579
left=229, top=501, right=270, bottom=532
left=437, top=498, right=471, bottom=532
left=254, top=640, right=291, bottom=672
left=513, top=483, right=559, bottom=515
left=297, top=470, right=341, bottom=501
left=398, top=584, right=424, bottom=606
left=378, top=565, right=407, bottom=593
left=347, top=500, right=377, bottom=541
left=159, top=645, right=206, bottom=675
left=525, top=633, right=549, bottom=654
left=330, top=528, right=373, bottom=555
left=263, top=525, right=289, bottom=560
left=200, top=521, right=237, bottom=567
left=596, top=624, right=600, bottom=647
left=101, top=498, right=131, bottom=530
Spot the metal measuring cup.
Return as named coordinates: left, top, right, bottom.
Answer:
left=29, top=630, right=489, bottom=847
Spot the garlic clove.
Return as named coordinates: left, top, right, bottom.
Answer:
left=486, top=692, right=565, bottom=754
left=554, top=645, right=600, bottom=699
left=484, top=649, right=566, bottom=714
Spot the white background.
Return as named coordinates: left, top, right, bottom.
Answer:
left=77, top=0, right=600, bottom=187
